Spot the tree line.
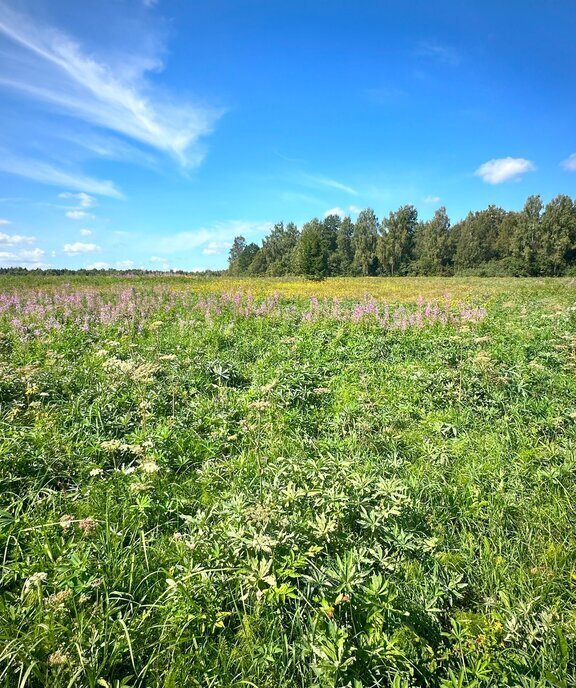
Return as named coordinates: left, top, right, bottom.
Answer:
left=228, top=194, right=576, bottom=278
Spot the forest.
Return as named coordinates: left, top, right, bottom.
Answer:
left=228, top=194, right=576, bottom=278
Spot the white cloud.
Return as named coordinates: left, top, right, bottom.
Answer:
left=202, top=240, right=232, bottom=255
left=0, top=246, right=47, bottom=268
left=0, top=4, right=222, bottom=167
left=86, top=261, right=109, bottom=269
left=19, top=248, right=44, bottom=260
left=0, top=151, right=122, bottom=197
left=424, top=195, right=441, bottom=204
left=79, top=228, right=92, bottom=236
left=0, top=231, right=35, bottom=245
left=150, top=256, right=169, bottom=269
left=157, top=221, right=272, bottom=254
left=324, top=207, right=345, bottom=218
left=324, top=205, right=362, bottom=217
left=59, top=191, right=96, bottom=208
left=0, top=218, right=10, bottom=225
left=66, top=210, right=93, bottom=220
left=475, top=157, right=536, bottom=184
left=561, top=153, right=576, bottom=172
left=63, top=241, right=100, bottom=255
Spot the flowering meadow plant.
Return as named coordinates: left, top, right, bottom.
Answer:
left=0, top=276, right=575, bottom=687
left=0, top=285, right=486, bottom=340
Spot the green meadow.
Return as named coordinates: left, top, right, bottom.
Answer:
left=0, top=275, right=575, bottom=687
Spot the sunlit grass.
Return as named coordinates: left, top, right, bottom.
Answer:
left=0, top=275, right=575, bottom=687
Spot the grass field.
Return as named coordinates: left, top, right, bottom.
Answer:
left=0, top=275, right=575, bottom=687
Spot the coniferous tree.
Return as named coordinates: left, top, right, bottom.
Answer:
left=322, top=214, right=341, bottom=274
left=296, top=219, right=329, bottom=278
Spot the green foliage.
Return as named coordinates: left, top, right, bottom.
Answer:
left=380, top=205, right=418, bottom=276
left=296, top=219, right=329, bottom=279
left=352, top=209, right=379, bottom=276
left=1, top=276, right=576, bottom=687
left=227, top=193, right=576, bottom=279
left=413, top=207, right=452, bottom=275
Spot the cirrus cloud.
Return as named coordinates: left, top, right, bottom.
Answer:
left=0, top=3, right=222, bottom=168
left=561, top=153, right=576, bottom=172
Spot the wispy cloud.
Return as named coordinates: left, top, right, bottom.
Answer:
left=561, top=153, right=576, bottom=171
left=0, top=151, right=122, bottom=197
left=299, top=173, right=358, bottom=196
left=475, top=157, right=536, bottom=184
left=59, top=192, right=96, bottom=208
left=0, top=218, right=10, bottom=225
left=63, top=241, right=100, bottom=255
left=86, top=261, right=109, bottom=269
left=0, top=3, right=222, bottom=167
left=416, top=40, right=460, bottom=65
left=80, top=228, right=92, bottom=236
left=424, top=195, right=441, bottom=204
left=0, top=231, right=35, bottom=245
left=157, top=221, right=272, bottom=254
left=66, top=210, right=93, bottom=220
left=202, top=240, right=232, bottom=255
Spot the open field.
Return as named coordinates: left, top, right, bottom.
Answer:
left=1, top=276, right=575, bottom=687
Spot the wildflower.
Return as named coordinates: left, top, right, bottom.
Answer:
left=78, top=517, right=97, bottom=535
left=133, top=362, right=158, bottom=383
left=46, top=589, right=71, bottom=609
left=48, top=650, right=69, bottom=667
left=89, top=467, right=103, bottom=477
left=249, top=400, right=271, bottom=410
left=59, top=514, right=74, bottom=530
left=23, top=571, right=48, bottom=593
left=140, top=460, right=159, bottom=474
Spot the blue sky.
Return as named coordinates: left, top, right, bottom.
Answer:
left=0, top=0, right=575, bottom=271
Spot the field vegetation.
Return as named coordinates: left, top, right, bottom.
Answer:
left=0, top=275, right=575, bottom=687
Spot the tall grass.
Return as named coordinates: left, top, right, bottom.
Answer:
left=0, top=277, right=575, bottom=687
